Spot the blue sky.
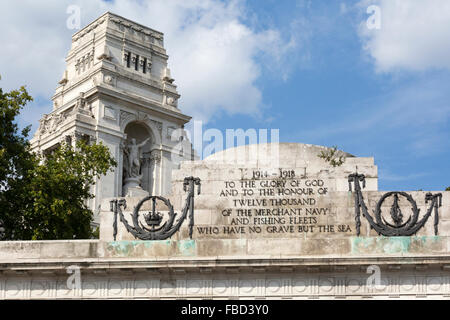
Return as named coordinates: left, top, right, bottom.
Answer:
left=1, top=0, right=449, bottom=191
left=200, top=0, right=450, bottom=191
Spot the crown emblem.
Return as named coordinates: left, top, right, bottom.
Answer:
left=144, top=211, right=163, bottom=226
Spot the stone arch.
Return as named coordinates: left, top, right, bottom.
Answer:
left=124, top=121, right=154, bottom=149
left=120, top=110, right=162, bottom=146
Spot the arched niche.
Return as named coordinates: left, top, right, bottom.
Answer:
left=124, top=121, right=153, bottom=150
left=120, top=111, right=162, bottom=146
left=123, top=121, right=156, bottom=195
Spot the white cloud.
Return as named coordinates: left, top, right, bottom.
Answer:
left=0, top=0, right=297, bottom=129
left=358, top=0, right=450, bottom=72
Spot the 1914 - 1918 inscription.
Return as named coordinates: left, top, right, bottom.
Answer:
left=196, top=169, right=352, bottom=237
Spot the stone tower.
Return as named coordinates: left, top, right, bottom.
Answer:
left=30, top=12, right=194, bottom=225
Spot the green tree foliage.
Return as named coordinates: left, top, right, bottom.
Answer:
left=0, top=80, right=36, bottom=240
left=24, top=141, right=116, bottom=240
left=317, top=145, right=345, bottom=167
left=0, top=79, right=116, bottom=240
left=446, top=187, right=450, bottom=191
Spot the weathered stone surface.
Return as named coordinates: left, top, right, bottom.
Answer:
left=1, top=237, right=450, bottom=299
left=0, top=240, right=98, bottom=262
left=351, top=236, right=446, bottom=256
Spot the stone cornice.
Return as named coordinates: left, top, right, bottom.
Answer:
left=71, top=12, right=164, bottom=47
left=94, top=85, right=190, bottom=124
left=1, top=236, right=450, bottom=266
left=107, top=13, right=163, bottom=39
left=71, top=14, right=107, bottom=43
left=2, top=252, right=450, bottom=272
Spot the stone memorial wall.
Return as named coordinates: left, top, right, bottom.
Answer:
left=99, top=143, right=449, bottom=259
left=170, top=143, right=378, bottom=241
left=2, top=142, right=450, bottom=299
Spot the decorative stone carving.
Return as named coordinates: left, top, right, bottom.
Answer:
left=120, top=111, right=162, bottom=141
left=1, top=267, right=450, bottom=299
left=75, top=92, right=87, bottom=110
left=120, top=110, right=135, bottom=129
left=104, top=74, right=114, bottom=85
left=38, top=112, right=69, bottom=136
left=162, top=67, right=174, bottom=83
left=97, top=53, right=112, bottom=61
left=90, top=49, right=95, bottom=63
left=37, top=114, right=49, bottom=135
left=73, top=92, right=92, bottom=116
left=166, top=96, right=178, bottom=107
left=58, top=70, right=68, bottom=86
left=51, top=114, right=63, bottom=132
left=149, top=120, right=163, bottom=136
left=150, top=150, right=162, bottom=163
left=141, top=149, right=161, bottom=166
left=110, top=176, right=200, bottom=240
left=97, top=46, right=112, bottom=61
left=137, top=111, right=149, bottom=122
left=110, top=17, right=163, bottom=42
left=75, top=50, right=95, bottom=74
left=72, top=17, right=105, bottom=42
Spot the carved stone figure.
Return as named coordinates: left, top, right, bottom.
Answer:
left=73, top=92, right=93, bottom=116
left=37, top=114, right=49, bottom=134
left=49, top=113, right=64, bottom=133
left=123, top=138, right=150, bottom=179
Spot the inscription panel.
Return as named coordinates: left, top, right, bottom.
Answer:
left=193, top=168, right=353, bottom=239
